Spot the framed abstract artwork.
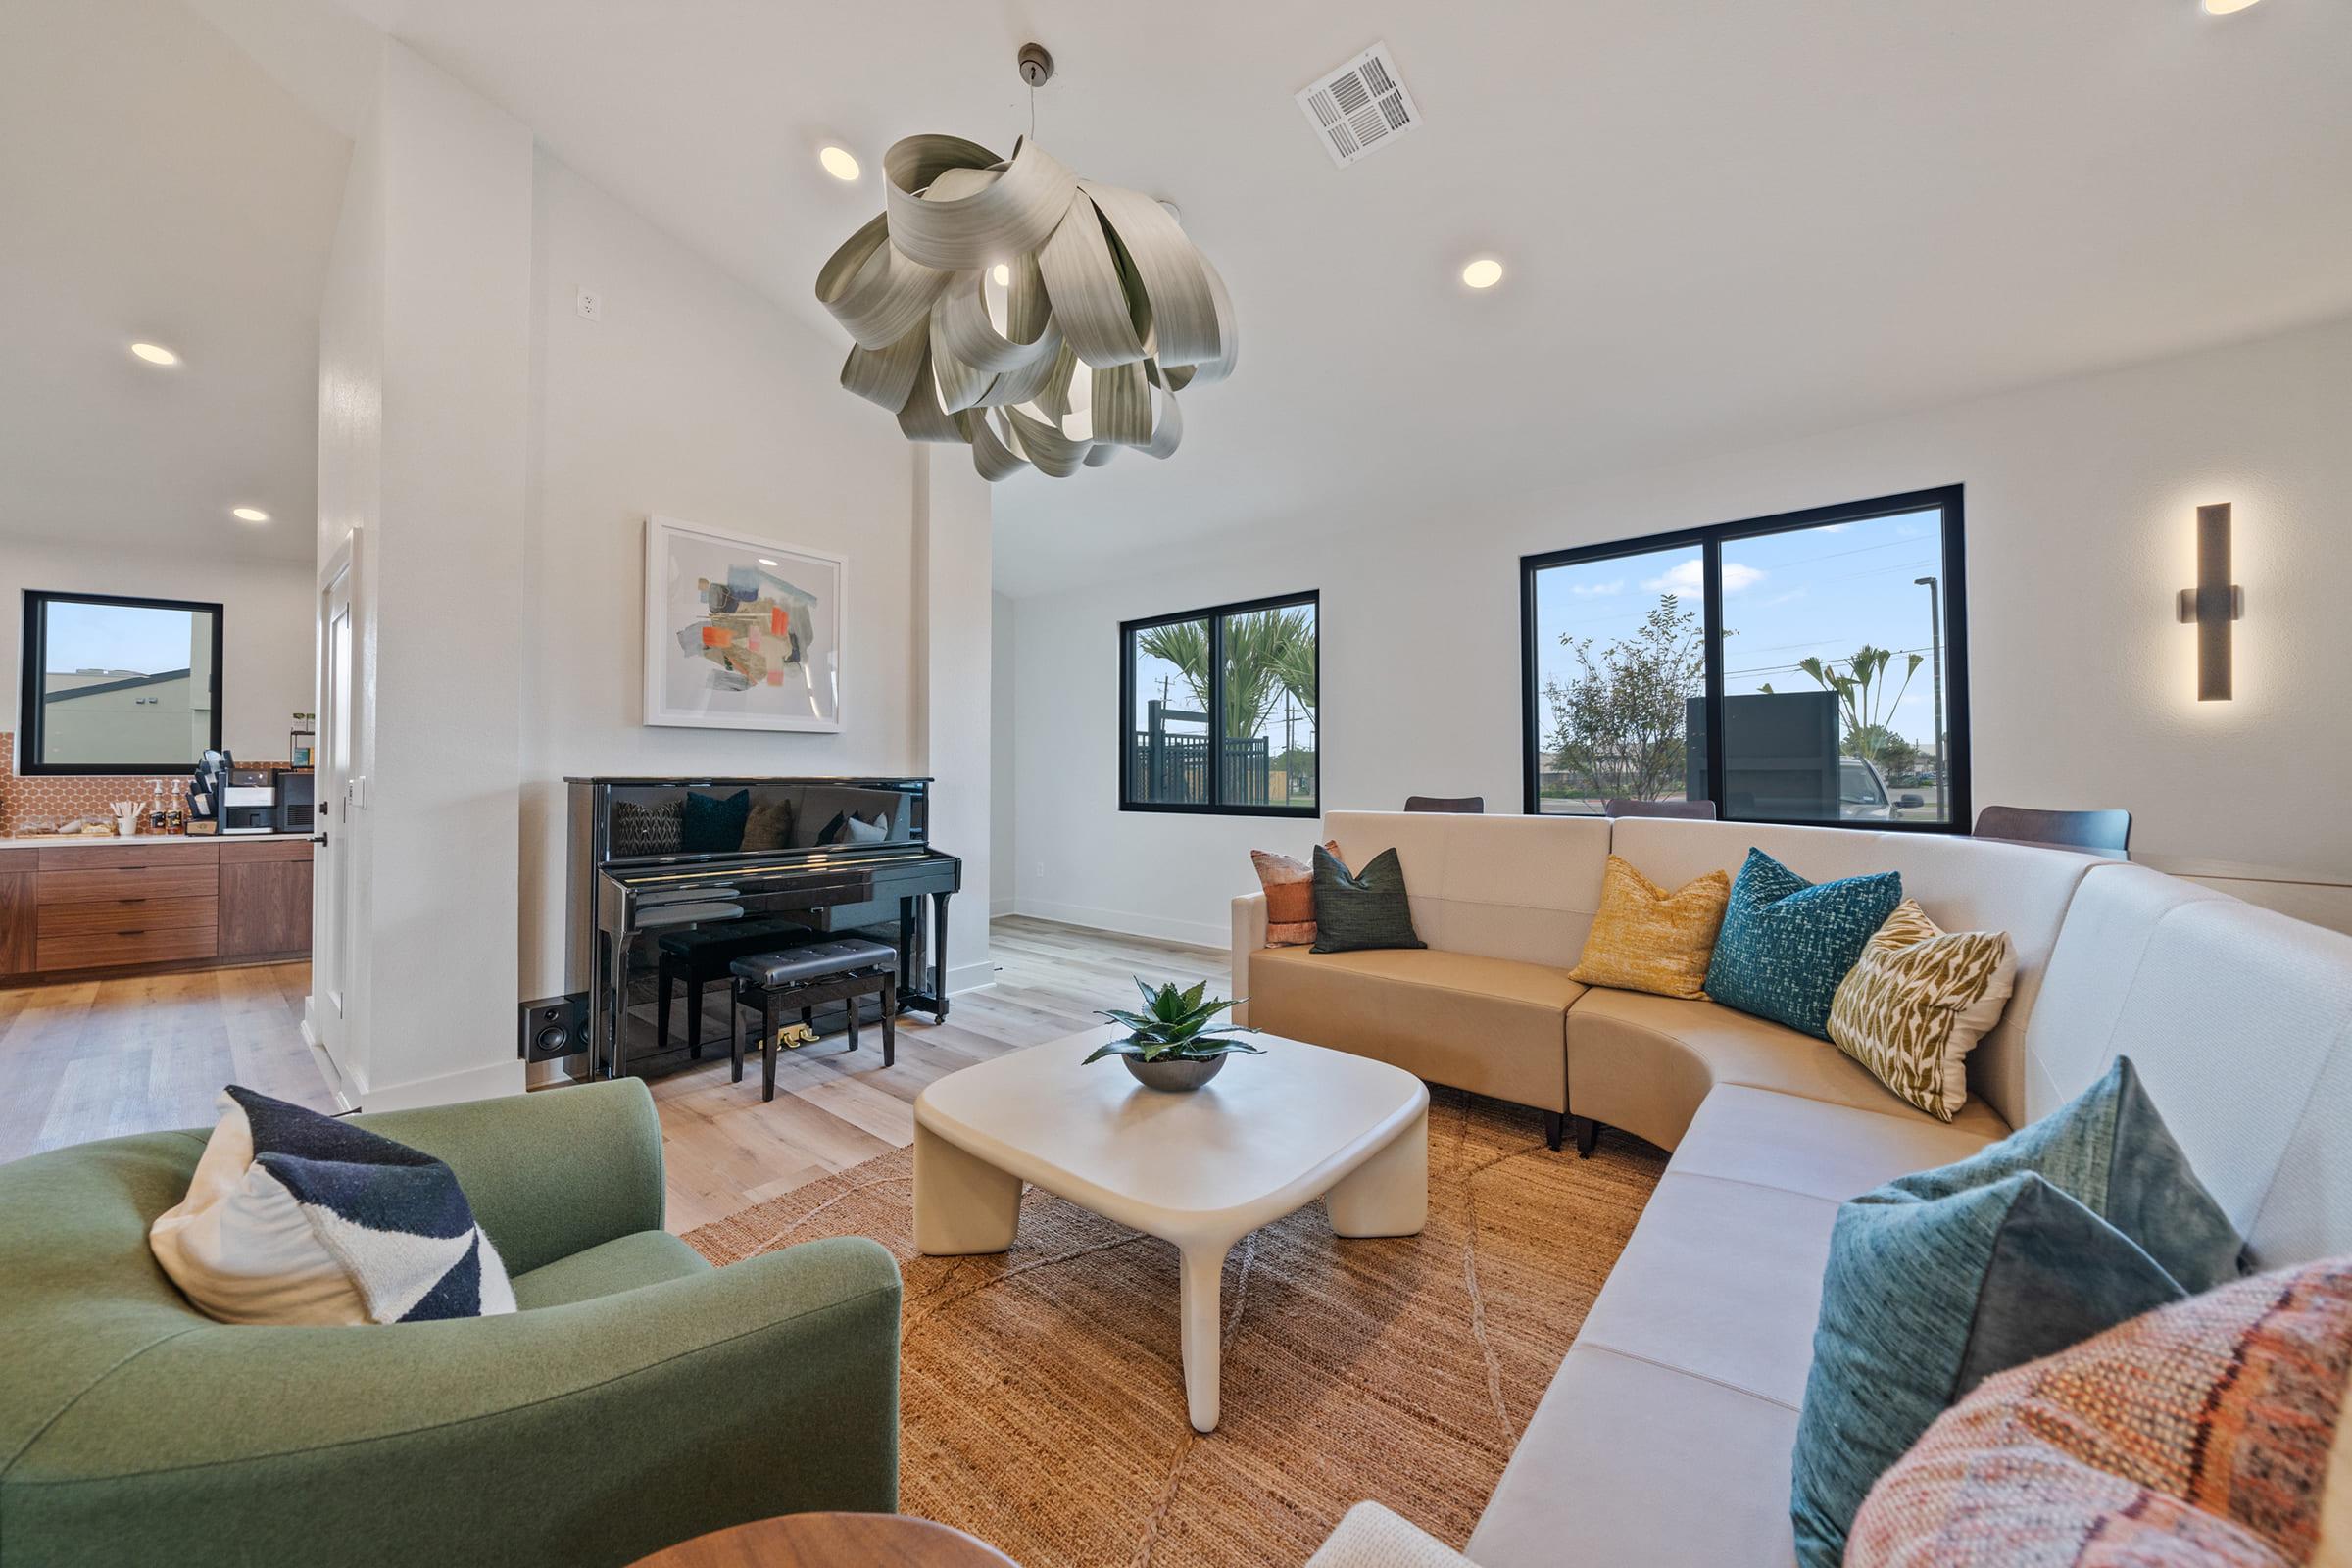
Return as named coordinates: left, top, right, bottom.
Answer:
left=643, top=514, right=845, bottom=732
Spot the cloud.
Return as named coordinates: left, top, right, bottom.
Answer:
left=1643, top=561, right=1764, bottom=597
left=1570, top=578, right=1626, bottom=597
left=1763, top=588, right=1809, bottom=607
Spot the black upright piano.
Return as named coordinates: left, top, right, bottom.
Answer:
left=564, top=776, right=961, bottom=1081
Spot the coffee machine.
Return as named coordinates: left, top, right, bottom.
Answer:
left=222, top=765, right=276, bottom=834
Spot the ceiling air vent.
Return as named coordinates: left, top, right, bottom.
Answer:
left=1295, top=42, right=1421, bottom=169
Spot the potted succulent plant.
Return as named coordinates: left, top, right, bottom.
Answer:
left=1087, top=978, right=1264, bottom=1092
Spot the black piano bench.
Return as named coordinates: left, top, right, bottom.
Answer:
left=657, top=919, right=814, bottom=1059
left=728, top=938, right=900, bottom=1102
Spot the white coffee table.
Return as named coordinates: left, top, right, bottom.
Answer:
left=912, top=1026, right=1430, bottom=1433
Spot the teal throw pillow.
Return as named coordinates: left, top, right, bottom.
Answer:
left=1789, top=1057, right=2244, bottom=1568
left=1309, top=846, right=1425, bottom=955
left=680, top=788, right=750, bottom=854
left=1703, top=848, right=1901, bottom=1038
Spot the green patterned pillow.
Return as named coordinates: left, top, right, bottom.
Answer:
left=1790, top=1058, right=2246, bottom=1568
left=1309, top=846, right=1425, bottom=955
left=1827, top=899, right=2017, bottom=1120
left=1703, top=848, right=1902, bottom=1039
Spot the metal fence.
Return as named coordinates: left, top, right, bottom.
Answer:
left=1128, top=732, right=1273, bottom=806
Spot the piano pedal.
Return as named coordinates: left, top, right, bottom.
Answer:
left=774, top=1021, right=821, bottom=1052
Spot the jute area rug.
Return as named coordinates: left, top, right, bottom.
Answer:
left=684, top=1088, right=1665, bottom=1568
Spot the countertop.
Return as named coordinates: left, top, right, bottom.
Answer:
left=4, top=832, right=316, bottom=850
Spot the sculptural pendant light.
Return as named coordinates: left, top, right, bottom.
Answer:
left=813, top=44, right=1237, bottom=482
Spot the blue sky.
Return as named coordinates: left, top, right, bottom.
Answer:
left=1533, top=508, right=1951, bottom=746
left=42, top=601, right=210, bottom=677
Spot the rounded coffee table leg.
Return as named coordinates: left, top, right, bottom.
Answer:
left=912, top=1121, right=1022, bottom=1255
left=1179, top=1244, right=1228, bottom=1433
left=1326, top=1106, right=1429, bottom=1238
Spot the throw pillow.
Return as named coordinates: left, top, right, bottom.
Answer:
left=841, top=811, right=889, bottom=845
left=1848, top=1254, right=2352, bottom=1568
left=741, top=795, right=793, bottom=852
left=1311, top=845, right=1426, bottom=955
left=1568, top=856, right=1732, bottom=999
left=149, top=1086, right=516, bottom=1326
left=1703, top=848, right=1902, bottom=1039
left=1791, top=1057, right=2244, bottom=1568
left=1251, top=842, right=1344, bottom=946
left=1826, top=899, right=2017, bottom=1121
left=609, top=798, right=683, bottom=858
left=681, top=788, right=751, bottom=854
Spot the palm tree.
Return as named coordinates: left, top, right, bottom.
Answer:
left=1135, top=609, right=1315, bottom=738
left=1762, top=644, right=1922, bottom=770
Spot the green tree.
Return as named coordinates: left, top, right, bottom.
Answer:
left=1135, top=608, right=1315, bottom=739
left=1762, top=645, right=1923, bottom=772
left=1544, top=594, right=1704, bottom=803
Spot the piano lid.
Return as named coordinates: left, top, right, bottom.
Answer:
left=575, top=776, right=935, bottom=867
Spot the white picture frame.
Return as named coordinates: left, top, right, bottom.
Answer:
left=642, top=514, right=846, bottom=732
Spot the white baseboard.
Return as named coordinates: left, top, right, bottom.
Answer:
left=355, top=1057, right=527, bottom=1114
left=946, top=959, right=997, bottom=996
left=1009, top=897, right=1230, bottom=953
left=298, top=1003, right=361, bottom=1113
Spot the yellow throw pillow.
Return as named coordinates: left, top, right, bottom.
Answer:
left=1569, top=856, right=1732, bottom=1000
left=1827, top=899, right=2017, bottom=1121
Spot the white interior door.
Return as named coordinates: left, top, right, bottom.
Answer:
left=312, top=546, right=356, bottom=1062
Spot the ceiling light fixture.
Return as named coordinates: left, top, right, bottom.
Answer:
left=813, top=43, right=1236, bottom=483
left=2202, top=0, right=2261, bottom=13
left=819, top=145, right=861, bottom=181
left=990, top=263, right=1010, bottom=287
left=1461, top=258, right=1504, bottom=290
left=231, top=507, right=270, bottom=522
left=130, top=341, right=179, bottom=366
left=758, top=557, right=779, bottom=566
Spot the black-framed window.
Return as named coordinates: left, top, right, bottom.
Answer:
left=18, top=590, right=225, bottom=775
left=1521, top=487, right=1969, bottom=831
left=1121, top=591, right=1318, bottom=816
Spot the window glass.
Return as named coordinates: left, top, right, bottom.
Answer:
left=21, top=593, right=221, bottom=773
left=1529, top=545, right=1706, bottom=815
left=1220, top=601, right=1317, bottom=810
left=1128, top=617, right=1211, bottom=806
left=1718, top=508, right=1956, bottom=825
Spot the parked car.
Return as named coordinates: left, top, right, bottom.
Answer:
left=1839, top=757, right=1926, bottom=821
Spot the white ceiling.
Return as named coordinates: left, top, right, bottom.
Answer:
left=12, top=1, right=2351, bottom=595
left=0, top=0, right=350, bottom=566
left=324, top=0, right=2352, bottom=596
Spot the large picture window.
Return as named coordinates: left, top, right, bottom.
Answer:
left=1521, top=488, right=1968, bottom=830
left=18, top=590, right=225, bottom=775
left=1121, top=592, right=1318, bottom=816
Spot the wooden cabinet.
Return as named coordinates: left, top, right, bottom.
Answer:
left=220, top=840, right=314, bottom=958
left=0, top=848, right=35, bottom=977
left=0, top=836, right=311, bottom=982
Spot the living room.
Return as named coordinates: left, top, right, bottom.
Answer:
left=4, top=2, right=2351, bottom=1565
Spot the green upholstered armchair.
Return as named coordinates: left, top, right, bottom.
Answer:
left=0, top=1080, right=901, bottom=1567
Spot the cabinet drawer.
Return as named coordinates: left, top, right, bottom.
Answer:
left=220, top=838, right=313, bottom=863
left=38, top=924, right=218, bottom=972
left=38, top=866, right=220, bottom=905
left=39, top=895, right=220, bottom=940
left=0, top=847, right=38, bottom=873
left=37, top=842, right=219, bottom=872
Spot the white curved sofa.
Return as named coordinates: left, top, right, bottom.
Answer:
left=1232, top=811, right=2352, bottom=1567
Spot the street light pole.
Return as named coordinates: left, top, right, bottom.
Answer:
left=1915, top=576, right=1945, bottom=820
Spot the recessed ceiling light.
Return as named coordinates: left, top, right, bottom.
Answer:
left=990, top=263, right=1010, bottom=286
left=1460, top=258, right=1504, bottom=290
left=818, top=145, right=860, bottom=181
left=130, top=341, right=179, bottom=365
left=758, top=557, right=778, bottom=566
left=2202, top=0, right=2260, bottom=12
left=231, top=507, right=270, bottom=523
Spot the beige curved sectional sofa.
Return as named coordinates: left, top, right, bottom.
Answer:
left=1231, top=810, right=2352, bottom=1567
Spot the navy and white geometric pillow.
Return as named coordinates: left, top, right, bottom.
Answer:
left=150, top=1086, right=516, bottom=1326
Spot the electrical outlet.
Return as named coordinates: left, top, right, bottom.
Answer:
left=575, top=286, right=602, bottom=322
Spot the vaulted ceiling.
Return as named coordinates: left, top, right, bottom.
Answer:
left=9, top=1, right=2351, bottom=592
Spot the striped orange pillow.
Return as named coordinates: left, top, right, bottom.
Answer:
left=1568, top=856, right=1732, bottom=999
left=1252, top=842, right=1342, bottom=947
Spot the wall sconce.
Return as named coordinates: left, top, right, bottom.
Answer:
left=2175, top=502, right=2244, bottom=701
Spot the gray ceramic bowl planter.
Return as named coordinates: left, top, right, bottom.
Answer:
left=1089, top=977, right=1263, bottom=1093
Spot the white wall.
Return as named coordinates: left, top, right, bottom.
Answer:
left=991, top=592, right=1016, bottom=918
left=516, top=152, right=978, bottom=1000
left=1010, top=313, right=2352, bottom=947
left=0, top=538, right=313, bottom=760
left=316, top=38, right=531, bottom=1110
left=916, top=446, right=994, bottom=992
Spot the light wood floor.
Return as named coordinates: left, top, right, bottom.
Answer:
left=0, top=919, right=1228, bottom=1234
